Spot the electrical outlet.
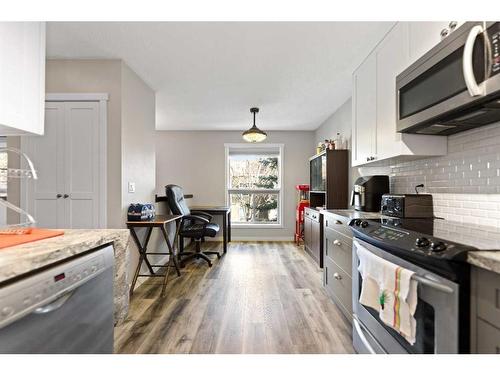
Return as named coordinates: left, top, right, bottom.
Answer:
left=128, top=182, right=136, bottom=193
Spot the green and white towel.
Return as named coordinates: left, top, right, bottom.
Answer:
left=355, top=241, right=418, bottom=345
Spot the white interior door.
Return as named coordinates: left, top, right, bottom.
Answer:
left=63, top=102, right=100, bottom=229
left=24, top=102, right=65, bottom=228
left=23, top=100, right=103, bottom=229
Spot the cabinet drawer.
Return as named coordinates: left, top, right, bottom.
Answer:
left=324, top=257, right=353, bottom=319
left=476, top=268, right=500, bottom=329
left=324, top=214, right=352, bottom=238
left=305, top=208, right=320, bottom=223
left=476, top=319, right=500, bottom=354
left=324, top=226, right=352, bottom=276
left=325, top=223, right=352, bottom=246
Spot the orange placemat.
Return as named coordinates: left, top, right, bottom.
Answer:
left=0, top=228, right=65, bottom=249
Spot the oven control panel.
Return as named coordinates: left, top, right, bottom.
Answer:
left=350, top=219, right=471, bottom=261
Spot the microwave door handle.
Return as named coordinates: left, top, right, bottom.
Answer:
left=463, top=24, right=485, bottom=97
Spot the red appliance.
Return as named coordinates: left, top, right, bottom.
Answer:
left=294, top=184, right=310, bottom=244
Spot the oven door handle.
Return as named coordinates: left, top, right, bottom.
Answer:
left=412, top=274, right=454, bottom=294
left=463, top=24, right=485, bottom=97
left=353, top=317, right=378, bottom=354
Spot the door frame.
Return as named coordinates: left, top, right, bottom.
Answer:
left=21, top=93, right=108, bottom=228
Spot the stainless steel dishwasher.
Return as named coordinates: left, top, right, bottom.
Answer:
left=0, top=244, right=115, bottom=354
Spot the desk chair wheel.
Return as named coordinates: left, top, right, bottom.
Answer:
left=179, top=252, right=212, bottom=267
left=204, top=250, right=221, bottom=259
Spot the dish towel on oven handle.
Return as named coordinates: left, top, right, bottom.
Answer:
left=355, top=240, right=418, bottom=345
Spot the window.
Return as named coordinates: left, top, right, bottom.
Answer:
left=225, top=144, right=283, bottom=226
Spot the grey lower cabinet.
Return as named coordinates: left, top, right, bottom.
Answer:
left=322, top=212, right=353, bottom=322
left=303, top=207, right=323, bottom=268
left=470, top=266, right=500, bottom=353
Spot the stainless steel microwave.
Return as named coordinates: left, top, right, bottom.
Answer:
left=396, top=22, right=500, bottom=135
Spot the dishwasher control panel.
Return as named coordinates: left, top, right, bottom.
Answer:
left=0, top=245, right=114, bottom=329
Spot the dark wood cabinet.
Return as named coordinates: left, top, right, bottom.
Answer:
left=309, top=149, right=349, bottom=210
left=303, top=207, right=323, bottom=268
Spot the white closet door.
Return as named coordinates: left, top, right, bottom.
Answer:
left=63, top=102, right=100, bottom=229
left=23, top=100, right=102, bottom=229
left=25, top=102, right=65, bottom=228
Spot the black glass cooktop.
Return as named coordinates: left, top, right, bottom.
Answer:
left=349, top=217, right=475, bottom=280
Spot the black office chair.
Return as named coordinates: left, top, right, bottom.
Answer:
left=165, top=184, right=221, bottom=267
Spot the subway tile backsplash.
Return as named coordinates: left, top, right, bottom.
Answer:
left=388, top=122, right=500, bottom=228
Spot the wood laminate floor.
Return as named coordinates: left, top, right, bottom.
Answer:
left=114, top=241, right=354, bottom=354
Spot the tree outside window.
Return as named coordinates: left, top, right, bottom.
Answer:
left=226, top=146, right=282, bottom=225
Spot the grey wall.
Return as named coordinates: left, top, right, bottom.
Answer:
left=314, top=98, right=359, bottom=203
left=155, top=130, right=315, bottom=240
left=120, top=63, right=157, bottom=280
left=120, top=63, right=156, bottom=224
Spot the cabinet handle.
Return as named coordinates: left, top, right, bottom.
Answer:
left=335, top=220, right=343, bottom=225
left=440, top=28, right=449, bottom=39
left=56, top=194, right=62, bottom=198
left=333, top=240, right=341, bottom=246
left=333, top=272, right=342, bottom=280
left=325, top=267, right=328, bottom=284
left=449, top=21, right=457, bottom=31
left=63, top=194, right=69, bottom=199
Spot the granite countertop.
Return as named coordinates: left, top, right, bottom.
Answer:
left=320, top=209, right=500, bottom=275
left=0, top=229, right=131, bottom=323
left=431, top=220, right=500, bottom=275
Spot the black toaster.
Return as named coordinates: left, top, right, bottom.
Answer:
left=381, top=194, right=434, bottom=218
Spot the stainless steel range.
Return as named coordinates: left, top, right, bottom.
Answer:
left=349, top=218, right=474, bottom=354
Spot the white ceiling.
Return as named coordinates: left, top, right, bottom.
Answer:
left=46, top=22, right=393, bottom=131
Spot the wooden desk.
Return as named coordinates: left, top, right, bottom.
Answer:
left=126, top=214, right=182, bottom=297
left=189, top=206, right=231, bottom=253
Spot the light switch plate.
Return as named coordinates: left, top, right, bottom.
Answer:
left=128, top=182, right=136, bottom=193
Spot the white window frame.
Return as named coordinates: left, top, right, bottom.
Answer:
left=0, top=137, right=7, bottom=199
left=225, top=143, right=284, bottom=229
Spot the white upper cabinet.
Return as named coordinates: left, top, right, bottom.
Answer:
left=376, top=23, right=410, bottom=160
left=352, top=22, right=447, bottom=167
left=0, top=22, right=46, bottom=136
left=352, top=53, right=377, bottom=166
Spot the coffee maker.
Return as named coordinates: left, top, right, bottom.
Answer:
left=351, top=175, right=389, bottom=212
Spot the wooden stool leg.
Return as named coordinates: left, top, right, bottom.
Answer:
left=160, top=225, right=181, bottom=277
left=129, top=227, right=154, bottom=296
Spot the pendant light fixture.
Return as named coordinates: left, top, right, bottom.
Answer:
left=242, top=107, right=267, bottom=143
